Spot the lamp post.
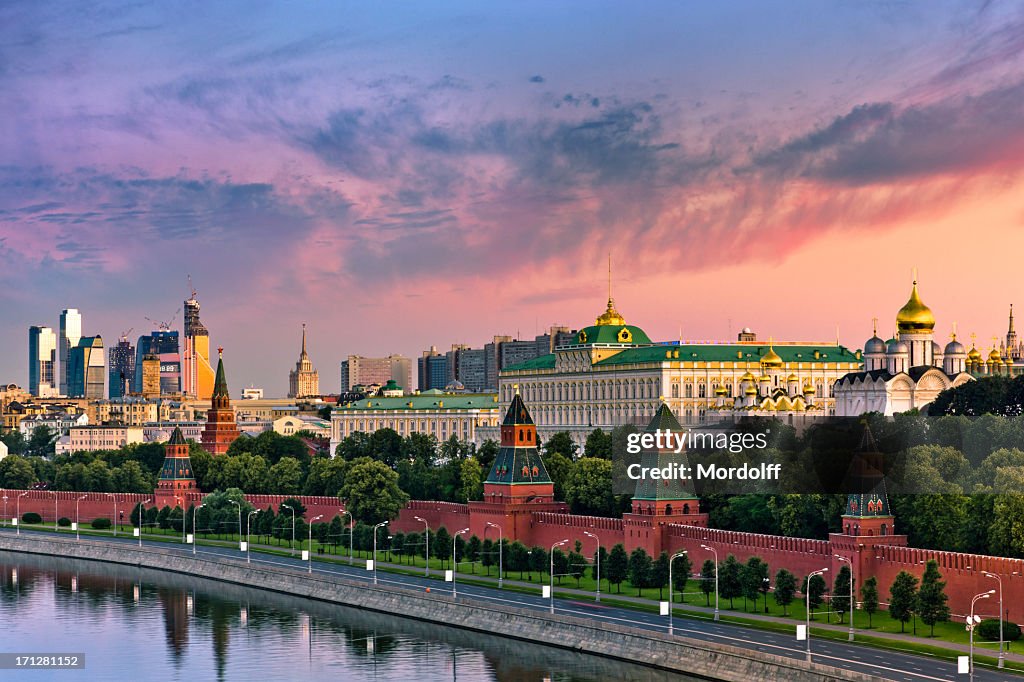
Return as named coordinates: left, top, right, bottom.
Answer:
left=414, top=516, right=430, bottom=578
left=3, top=494, right=7, bottom=528
left=108, top=493, right=117, bottom=536
left=452, top=528, right=469, bottom=597
left=138, top=499, right=151, bottom=548
left=668, top=550, right=687, bottom=635
left=372, top=521, right=388, bottom=585
left=700, top=544, right=720, bottom=621
left=307, top=515, right=324, bottom=573
left=805, top=567, right=829, bottom=662
left=246, top=510, right=259, bottom=564
left=550, top=539, right=569, bottom=614
left=584, top=530, right=600, bottom=602
left=487, top=522, right=504, bottom=588
left=282, top=504, right=297, bottom=556
left=339, top=509, right=353, bottom=566
left=75, top=495, right=87, bottom=541
left=17, top=492, right=29, bottom=535
left=982, top=571, right=1005, bottom=668
left=51, top=490, right=58, bottom=531
left=228, top=499, right=241, bottom=550
left=969, top=590, right=994, bottom=682
left=192, top=503, right=204, bottom=555
left=834, top=554, right=854, bottom=641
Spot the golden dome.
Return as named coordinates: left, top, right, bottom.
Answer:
left=896, top=280, right=935, bottom=333
left=714, top=385, right=727, bottom=395
left=740, top=371, right=756, bottom=382
left=803, top=383, right=816, bottom=394
left=595, top=297, right=626, bottom=326
left=989, top=348, right=1002, bottom=362
left=968, top=345, right=982, bottom=360
left=760, top=343, right=784, bottom=367
left=744, top=386, right=758, bottom=395
left=787, top=374, right=798, bottom=382
left=758, top=375, right=770, bottom=383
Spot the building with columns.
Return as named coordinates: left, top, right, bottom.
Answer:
left=288, top=324, right=320, bottom=399
left=498, top=294, right=862, bottom=443
left=835, top=280, right=973, bottom=416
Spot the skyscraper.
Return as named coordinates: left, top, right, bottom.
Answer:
left=182, top=286, right=214, bottom=399
left=339, top=355, right=412, bottom=392
left=288, top=324, right=320, bottom=398
left=59, top=308, right=81, bottom=395
left=418, top=346, right=449, bottom=391
left=67, top=335, right=105, bottom=399
left=134, top=330, right=181, bottom=395
left=108, top=334, right=136, bottom=399
left=28, top=326, right=57, bottom=396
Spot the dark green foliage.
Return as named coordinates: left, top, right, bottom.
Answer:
left=773, top=569, right=797, bottom=615
left=57, top=516, right=72, bottom=527
left=21, top=512, right=42, bottom=524
left=718, top=555, right=742, bottom=609
left=916, top=560, right=950, bottom=636
left=90, top=517, right=111, bottom=530
left=606, top=544, right=629, bottom=593
left=888, top=570, right=919, bottom=633
left=627, top=548, right=652, bottom=596
left=976, top=619, right=1021, bottom=642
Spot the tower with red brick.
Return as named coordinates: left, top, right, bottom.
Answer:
left=200, top=348, right=240, bottom=456
left=154, top=426, right=198, bottom=509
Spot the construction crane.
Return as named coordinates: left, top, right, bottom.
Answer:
left=187, top=274, right=197, bottom=300
left=145, top=308, right=180, bottom=332
left=119, top=328, right=134, bottom=343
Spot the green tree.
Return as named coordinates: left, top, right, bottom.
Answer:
left=888, top=570, right=919, bottom=633
left=433, top=526, right=451, bottom=567
left=861, top=576, right=879, bottom=628
left=508, top=541, right=529, bottom=579
left=86, top=459, right=113, bottom=492
left=465, top=535, right=481, bottom=573
left=112, top=460, right=151, bottom=492
left=563, top=457, right=616, bottom=516
left=627, top=548, right=652, bottom=596
left=650, top=551, right=670, bottom=600
left=460, top=457, right=484, bottom=503
left=606, top=544, right=629, bottom=593
left=989, top=466, right=1024, bottom=557
left=335, top=432, right=373, bottom=461
left=719, top=555, right=742, bottom=609
left=700, top=559, right=717, bottom=606
left=832, top=564, right=853, bottom=623
left=802, top=573, right=827, bottom=620
left=481, top=538, right=495, bottom=575
left=337, top=457, right=409, bottom=524
left=157, top=505, right=172, bottom=530
left=369, top=428, right=404, bottom=467
left=529, top=546, right=548, bottom=582
left=27, top=425, right=57, bottom=457
left=773, top=569, right=797, bottom=616
left=551, top=548, right=570, bottom=585
left=566, top=550, right=587, bottom=588
left=1, top=429, right=27, bottom=455
left=267, top=457, right=303, bottom=495
left=583, top=428, right=612, bottom=459
left=543, top=431, right=578, bottom=460
left=543, top=451, right=574, bottom=501
left=670, top=552, right=691, bottom=603
left=0, top=454, right=38, bottom=489
left=304, top=456, right=347, bottom=496
left=741, top=557, right=769, bottom=613
left=916, top=560, right=951, bottom=636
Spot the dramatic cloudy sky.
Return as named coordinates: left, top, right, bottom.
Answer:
left=3, top=1, right=1024, bottom=395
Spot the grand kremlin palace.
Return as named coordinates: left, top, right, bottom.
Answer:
left=496, top=294, right=863, bottom=443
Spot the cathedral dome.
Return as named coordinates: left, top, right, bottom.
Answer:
left=887, top=339, right=909, bottom=354
left=989, top=348, right=1002, bottom=363
left=744, top=385, right=758, bottom=395
left=740, top=371, right=756, bottom=382
left=896, top=281, right=935, bottom=333
left=760, top=345, right=784, bottom=367
left=968, top=345, right=982, bottom=361
left=864, top=335, right=886, bottom=354
left=944, top=339, right=966, bottom=356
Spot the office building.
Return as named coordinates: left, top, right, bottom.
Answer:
left=288, top=324, right=320, bottom=398
left=67, top=335, right=105, bottom=399
left=182, top=286, right=215, bottom=399
left=59, top=308, right=82, bottom=395
left=28, top=326, right=58, bottom=396
left=340, top=354, right=412, bottom=393
left=418, top=346, right=449, bottom=391
left=134, top=330, right=181, bottom=395
left=108, top=334, right=136, bottom=399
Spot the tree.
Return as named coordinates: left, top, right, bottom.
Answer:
left=888, top=571, right=919, bottom=633
left=562, top=457, right=616, bottom=516
left=460, top=457, right=484, bottom=503
left=606, top=544, right=629, bottom=593
left=627, top=548, right=652, bottom=596
left=481, top=538, right=494, bottom=575
left=831, top=565, right=853, bottom=623
left=773, top=569, right=797, bottom=616
left=543, top=451, right=574, bottom=501
left=434, top=527, right=451, bottom=567
left=551, top=548, right=570, bottom=585
left=740, top=557, right=769, bottom=613
left=671, top=552, right=692, bottom=603
left=112, top=460, right=151, bottom=492
left=1, top=429, right=27, bottom=455
left=507, top=541, right=529, bottom=579
left=861, top=576, right=879, bottom=628
left=593, top=545, right=609, bottom=587
left=700, top=560, right=716, bottom=606
left=567, top=550, right=587, bottom=587
left=650, top=552, right=670, bottom=600
left=304, top=457, right=347, bottom=496
left=267, top=457, right=303, bottom=495
left=529, top=546, right=548, bottom=582
left=584, top=428, right=612, bottom=459
left=369, top=428, right=403, bottom=467
left=0, top=454, right=38, bottom=489
left=802, top=573, right=827, bottom=620
left=916, top=560, right=951, bottom=636
left=465, top=535, right=481, bottom=573
left=27, top=425, right=57, bottom=457
left=157, top=505, right=172, bottom=530
left=543, top=431, right=578, bottom=460
left=719, top=555, right=742, bottom=609
left=337, top=457, right=409, bottom=524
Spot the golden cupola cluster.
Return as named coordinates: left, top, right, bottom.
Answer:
left=896, top=280, right=936, bottom=333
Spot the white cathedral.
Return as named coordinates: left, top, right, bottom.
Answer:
left=834, top=280, right=974, bottom=416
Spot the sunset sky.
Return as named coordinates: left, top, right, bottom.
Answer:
left=3, top=1, right=1024, bottom=395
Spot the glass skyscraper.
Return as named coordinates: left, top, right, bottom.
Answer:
left=28, top=325, right=57, bottom=396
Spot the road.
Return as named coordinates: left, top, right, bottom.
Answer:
left=1, top=526, right=1013, bottom=682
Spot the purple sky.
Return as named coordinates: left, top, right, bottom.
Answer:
left=3, top=1, right=1024, bottom=396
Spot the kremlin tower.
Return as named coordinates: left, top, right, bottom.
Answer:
left=200, top=348, right=240, bottom=456
left=154, top=426, right=198, bottom=509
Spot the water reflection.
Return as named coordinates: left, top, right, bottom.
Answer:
left=0, top=551, right=696, bottom=682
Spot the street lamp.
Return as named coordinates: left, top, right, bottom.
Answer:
left=452, top=528, right=470, bottom=597
left=372, top=521, right=388, bottom=585
left=968, top=590, right=995, bottom=682
left=108, top=493, right=117, bottom=536
left=700, top=544, right=720, bottom=621
left=668, top=550, right=687, bottom=635
left=549, top=539, right=569, bottom=614
left=3, top=495, right=7, bottom=528
left=982, top=571, right=1005, bottom=668
left=339, top=509, right=353, bottom=566
left=834, top=554, right=855, bottom=641
left=487, top=522, right=504, bottom=588
left=137, top=499, right=151, bottom=548
left=584, top=530, right=600, bottom=602
left=228, top=499, right=242, bottom=550
left=50, top=490, right=58, bottom=531
left=805, top=567, right=829, bottom=662
left=246, top=510, right=259, bottom=564
left=414, top=516, right=430, bottom=578
left=16, top=492, right=29, bottom=535
left=192, top=503, right=204, bottom=555
left=308, top=515, right=324, bottom=573
left=282, top=504, right=297, bottom=556
left=75, top=495, right=87, bottom=541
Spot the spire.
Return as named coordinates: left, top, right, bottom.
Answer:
left=300, top=323, right=308, bottom=358
left=168, top=426, right=186, bottom=445
left=1010, top=305, right=1015, bottom=335
left=595, top=253, right=627, bottom=326
left=212, top=347, right=229, bottom=400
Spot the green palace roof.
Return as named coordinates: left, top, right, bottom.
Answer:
left=338, top=393, right=499, bottom=411
left=572, top=323, right=653, bottom=346
left=503, top=343, right=860, bottom=372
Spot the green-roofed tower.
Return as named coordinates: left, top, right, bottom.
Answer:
left=630, top=403, right=699, bottom=507
left=841, top=424, right=895, bottom=538
left=484, top=392, right=553, bottom=493
left=154, top=426, right=198, bottom=510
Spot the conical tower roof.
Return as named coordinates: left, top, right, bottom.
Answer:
left=168, top=426, right=187, bottom=446
left=212, top=348, right=229, bottom=399
left=844, top=424, right=891, bottom=518
left=487, top=394, right=551, bottom=485
left=633, top=404, right=697, bottom=501
left=502, top=392, right=535, bottom=426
